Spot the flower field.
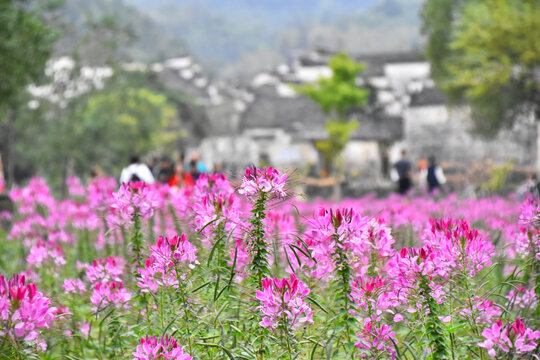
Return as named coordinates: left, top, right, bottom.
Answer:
left=0, top=168, right=538, bottom=359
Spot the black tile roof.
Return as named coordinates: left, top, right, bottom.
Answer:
left=410, top=87, right=447, bottom=107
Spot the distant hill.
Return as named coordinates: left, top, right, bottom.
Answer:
left=53, top=0, right=188, bottom=64
left=54, top=0, right=424, bottom=78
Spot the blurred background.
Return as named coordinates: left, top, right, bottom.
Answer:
left=0, top=0, right=539, bottom=198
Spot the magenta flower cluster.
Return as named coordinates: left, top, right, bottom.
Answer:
left=137, top=234, right=198, bottom=293
left=256, top=273, right=313, bottom=332
left=238, top=166, right=287, bottom=199
left=132, top=335, right=192, bottom=360
left=0, top=274, right=57, bottom=351
left=478, top=318, right=540, bottom=357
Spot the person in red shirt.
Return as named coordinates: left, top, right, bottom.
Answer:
left=167, top=160, right=194, bottom=188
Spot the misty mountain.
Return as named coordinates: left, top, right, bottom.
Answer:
left=122, top=0, right=424, bottom=78
left=54, top=0, right=424, bottom=78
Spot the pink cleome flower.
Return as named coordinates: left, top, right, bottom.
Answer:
left=256, top=273, right=313, bottom=332
left=137, top=235, right=198, bottom=293
left=0, top=274, right=57, bottom=351
left=90, top=280, right=131, bottom=311
left=478, top=318, right=540, bottom=358
left=132, top=335, right=192, bottom=360
left=238, top=167, right=287, bottom=199
left=355, top=318, right=396, bottom=359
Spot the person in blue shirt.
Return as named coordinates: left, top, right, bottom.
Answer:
left=394, top=150, right=412, bottom=195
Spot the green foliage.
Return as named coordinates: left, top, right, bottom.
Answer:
left=422, top=0, right=540, bottom=136
left=481, top=159, right=514, bottom=193
left=248, top=191, right=271, bottom=286
left=10, top=81, right=177, bottom=190
left=0, top=0, right=58, bottom=105
left=294, top=53, right=369, bottom=170
left=294, top=53, right=368, bottom=118
left=316, top=119, right=359, bottom=166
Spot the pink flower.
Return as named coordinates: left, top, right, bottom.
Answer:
left=506, top=287, right=537, bottom=310
left=355, top=318, right=396, bottom=359
left=132, top=335, right=192, bottom=360
left=81, top=257, right=126, bottom=284
left=66, top=176, right=86, bottom=197
left=62, top=279, right=86, bottom=294
left=238, top=167, right=287, bottom=199
left=305, top=209, right=396, bottom=279
left=422, top=218, right=494, bottom=276
left=90, top=281, right=131, bottom=311
left=478, top=318, right=540, bottom=357
left=256, top=273, right=313, bottom=332
left=137, top=235, right=198, bottom=293
left=0, top=274, right=57, bottom=351
left=27, top=240, right=66, bottom=268
left=108, top=182, right=159, bottom=227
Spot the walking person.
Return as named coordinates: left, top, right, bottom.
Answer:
left=420, top=155, right=446, bottom=193
left=119, top=155, right=155, bottom=184
left=393, top=150, right=412, bottom=195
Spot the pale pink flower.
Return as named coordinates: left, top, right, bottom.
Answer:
left=355, top=318, right=396, bottom=359
left=478, top=318, right=540, bottom=357
left=62, top=279, right=86, bottom=294
left=132, top=335, right=192, bottom=360
left=238, top=167, right=287, bottom=199
left=90, top=280, right=131, bottom=311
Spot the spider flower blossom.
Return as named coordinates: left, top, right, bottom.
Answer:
left=256, top=274, right=313, bottom=332
left=137, top=235, right=198, bottom=293
left=422, top=218, right=494, bottom=276
left=80, top=257, right=126, bottom=284
left=132, top=335, right=192, bottom=360
left=238, top=167, right=287, bottom=199
left=506, top=287, right=537, bottom=310
left=355, top=318, right=396, bottom=360
left=90, top=280, right=131, bottom=311
left=108, top=181, right=159, bottom=227
left=478, top=318, right=540, bottom=357
left=0, top=274, right=57, bottom=351
left=305, top=208, right=395, bottom=278
left=62, top=279, right=86, bottom=294
left=27, top=240, right=66, bottom=268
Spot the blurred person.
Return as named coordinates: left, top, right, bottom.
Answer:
left=119, top=155, right=155, bottom=184
left=212, top=162, right=223, bottom=174
left=167, top=159, right=194, bottom=188
left=189, top=159, right=201, bottom=182
left=417, top=157, right=428, bottom=173
left=381, top=150, right=390, bottom=179
left=517, top=173, right=540, bottom=200
left=420, top=155, right=446, bottom=193
left=157, top=156, right=174, bottom=183
left=190, top=152, right=208, bottom=174
left=147, top=157, right=158, bottom=176
left=393, top=150, right=412, bottom=195
left=90, top=166, right=103, bottom=180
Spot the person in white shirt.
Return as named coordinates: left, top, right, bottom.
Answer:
left=119, top=155, right=155, bottom=184
left=419, top=155, right=446, bottom=193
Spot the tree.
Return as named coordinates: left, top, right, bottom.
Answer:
left=0, top=0, right=58, bottom=188
left=294, top=53, right=369, bottom=198
left=74, top=87, right=177, bottom=175
left=422, top=0, right=540, bottom=136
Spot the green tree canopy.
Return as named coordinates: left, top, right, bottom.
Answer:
left=73, top=87, right=178, bottom=175
left=13, top=84, right=178, bottom=190
left=422, top=0, right=540, bottom=136
left=293, top=53, right=369, bottom=167
left=0, top=0, right=58, bottom=105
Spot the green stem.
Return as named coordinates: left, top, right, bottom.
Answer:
left=249, top=192, right=271, bottom=286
